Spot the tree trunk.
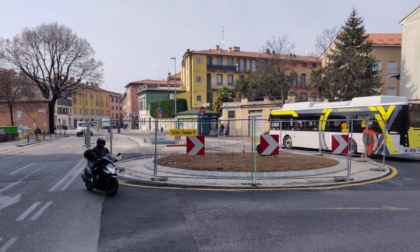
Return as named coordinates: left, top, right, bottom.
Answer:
left=48, top=98, right=57, bottom=133
left=8, top=106, right=14, bottom=126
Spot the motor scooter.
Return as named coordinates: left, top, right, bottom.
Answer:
left=81, top=152, right=121, bottom=196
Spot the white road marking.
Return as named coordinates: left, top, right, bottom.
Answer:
left=0, top=237, right=18, bottom=252
left=0, top=182, right=20, bottom=194
left=30, top=201, right=53, bottom=220
left=49, top=158, right=85, bottom=192
left=0, top=195, right=21, bottom=210
left=8, top=163, right=34, bottom=175
left=16, top=202, right=41, bottom=221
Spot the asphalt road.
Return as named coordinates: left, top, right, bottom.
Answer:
left=0, top=133, right=419, bottom=251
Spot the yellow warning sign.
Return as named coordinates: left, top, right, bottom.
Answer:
left=169, top=129, right=198, bottom=136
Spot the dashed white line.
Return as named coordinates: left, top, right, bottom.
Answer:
left=16, top=202, right=41, bottom=221
left=8, top=163, right=34, bottom=175
left=0, top=237, right=18, bottom=252
left=30, top=201, right=53, bottom=220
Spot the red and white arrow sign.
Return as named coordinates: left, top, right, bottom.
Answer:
left=260, top=135, right=279, bottom=156
left=186, top=136, right=205, bottom=155
left=331, top=134, right=348, bottom=154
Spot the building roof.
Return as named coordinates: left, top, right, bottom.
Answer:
left=125, top=79, right=181, bottom=88
left=367, top=34, right=402, bottom=46
left=184, top=47, right=321, bottom=63
left=400, top=5, right=420, bottom=24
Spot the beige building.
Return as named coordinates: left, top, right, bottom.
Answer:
left=400, top=6, right=420, bottom=101
left=368, top=34, right=401, bottom=96
left=221, top=97, right=281, bottom=136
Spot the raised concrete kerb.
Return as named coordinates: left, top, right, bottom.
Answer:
left=142, top=157, right=349, bottom=179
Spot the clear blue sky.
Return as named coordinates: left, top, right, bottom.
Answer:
left=1, top=0, right=418, bottom=94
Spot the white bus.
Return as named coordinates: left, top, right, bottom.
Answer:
left=269, top=96, right=420, bottom=157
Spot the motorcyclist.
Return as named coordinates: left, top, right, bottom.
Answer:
left=86, top=136, right=110, bottom=180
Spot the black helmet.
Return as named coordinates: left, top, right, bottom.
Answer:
left=97, top=136, right=106, bottom=147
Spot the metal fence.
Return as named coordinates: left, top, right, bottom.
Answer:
left=81, top=117, right=387, bottom=184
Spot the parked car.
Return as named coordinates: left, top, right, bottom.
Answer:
left=0, top=129, right=6, bottom=142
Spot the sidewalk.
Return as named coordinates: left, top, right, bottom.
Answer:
left=0, top=134, right=69, bottom=153
left=116, top=135, right=393, bottom=189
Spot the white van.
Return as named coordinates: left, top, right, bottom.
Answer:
left=76, top=121, right=93, bottom=137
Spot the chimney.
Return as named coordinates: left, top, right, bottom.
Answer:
left=233, top=46, right=240, bottom=52
left=228, top=47, right=232, bottom=53
left=216, top=45, right=220, bottom=50
left=266, top=49, right=270, bottom=54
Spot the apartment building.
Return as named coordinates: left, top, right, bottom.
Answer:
left=368, top=34, right=402, bottom=96
left=179, top=46, right=321, bottom=110
left=109, top=92, right=122, bottom=126
left=71, top=82, right=110, bottom=127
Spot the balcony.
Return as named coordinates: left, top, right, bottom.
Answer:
left=207, top=64, right=236, bottom=72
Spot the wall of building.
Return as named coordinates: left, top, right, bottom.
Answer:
left=371, top=46, right=401, bottom=96
left=0, top=100, right=49, bottom=132
left=400, top=7, right=420, bottom=101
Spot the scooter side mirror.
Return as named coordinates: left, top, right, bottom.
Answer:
left=116, top=153, right=122, bottom=157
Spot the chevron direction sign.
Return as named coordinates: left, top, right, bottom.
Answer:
left=186, top=136, right=205, bottom=155
left=260, top=135, right=279, bottom=156
left=331, top=134, right=349, bottom=154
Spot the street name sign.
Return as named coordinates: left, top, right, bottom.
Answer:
left=169, top=129, right=198, bottom=136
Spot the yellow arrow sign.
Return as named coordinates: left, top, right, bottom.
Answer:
left=169, top=129, right=198, bottom=136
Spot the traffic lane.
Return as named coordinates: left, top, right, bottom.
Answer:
left=100, top=185, right=420, bottom=251
left=99, top=186, right=198, bottom=252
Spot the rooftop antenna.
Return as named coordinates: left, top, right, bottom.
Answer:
left=220, top=26, right=225, bottom=49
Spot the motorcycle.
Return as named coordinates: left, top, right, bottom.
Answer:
left=81, top=152, right=122, bottom=196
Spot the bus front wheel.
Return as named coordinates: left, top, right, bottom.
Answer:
left=283, top=136, right=293, bottom=149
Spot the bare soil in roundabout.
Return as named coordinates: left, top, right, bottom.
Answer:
left=156, top=152, right=340, bottom=172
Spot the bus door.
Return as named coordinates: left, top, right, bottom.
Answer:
left=408, top=104, right=420, bottom=147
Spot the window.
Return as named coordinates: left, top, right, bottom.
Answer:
left=196, top=76, right=201, bottom=83
left=111, top=97, right=114, bottom=102
left=374, top=60, right=382, bottom=72
left=217, top=74, right=223, bottom=85
left=250, top=60, right=256, bottom=72
left=197, top=56, right=202, bottom=64
left=217, top=56, right=222, bottom=65
left=387, top=61, right=398, bottom=75
left=300, top=73, right=307, bottom=87
left=302, top=63, right=307, bottom=68
left=197, top=95, right=201, bottom=101
left=312, top=63, right=317, bottom=68
left=207, top=92, right=213, bottom=104
left=228, top=75, right=233, bottom=86
left=238, top=59, right=246, bottom=71
left=228, top=111, right=235, bottom=118
left=228, top=57, right=234, bottom=66
left=207, top=56, right=212, bottom=65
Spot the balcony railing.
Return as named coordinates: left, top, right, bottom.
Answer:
left=207, top=64, right=236, bottom=71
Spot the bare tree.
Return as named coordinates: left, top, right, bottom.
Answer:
left=0, top=23, right=103, bottom=133
left=315, top=26, right=339, bottom=56
left=0, top=69, right=37, bottom=125
left=250, top=35, right=297, bottom=104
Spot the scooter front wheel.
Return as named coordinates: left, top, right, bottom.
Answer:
left=106, top=177, right=119, bottom=196
left=85, top=181, right=94, bottom=191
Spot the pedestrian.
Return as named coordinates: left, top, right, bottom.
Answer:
left=35, top=126, right=42, bottom=140
left=362, top=123, right=375, bottom=158
left=220, top=123, right=225, bottom=136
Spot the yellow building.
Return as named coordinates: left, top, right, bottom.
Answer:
left=71, top=82, right=110, bottom=127
left=180, top=46, right=321, bottom=110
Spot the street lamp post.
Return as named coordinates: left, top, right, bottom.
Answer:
left=170, top=57, right=177, bottom=119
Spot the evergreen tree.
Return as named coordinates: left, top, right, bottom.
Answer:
left=312, top=9, right=381, bottom=101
